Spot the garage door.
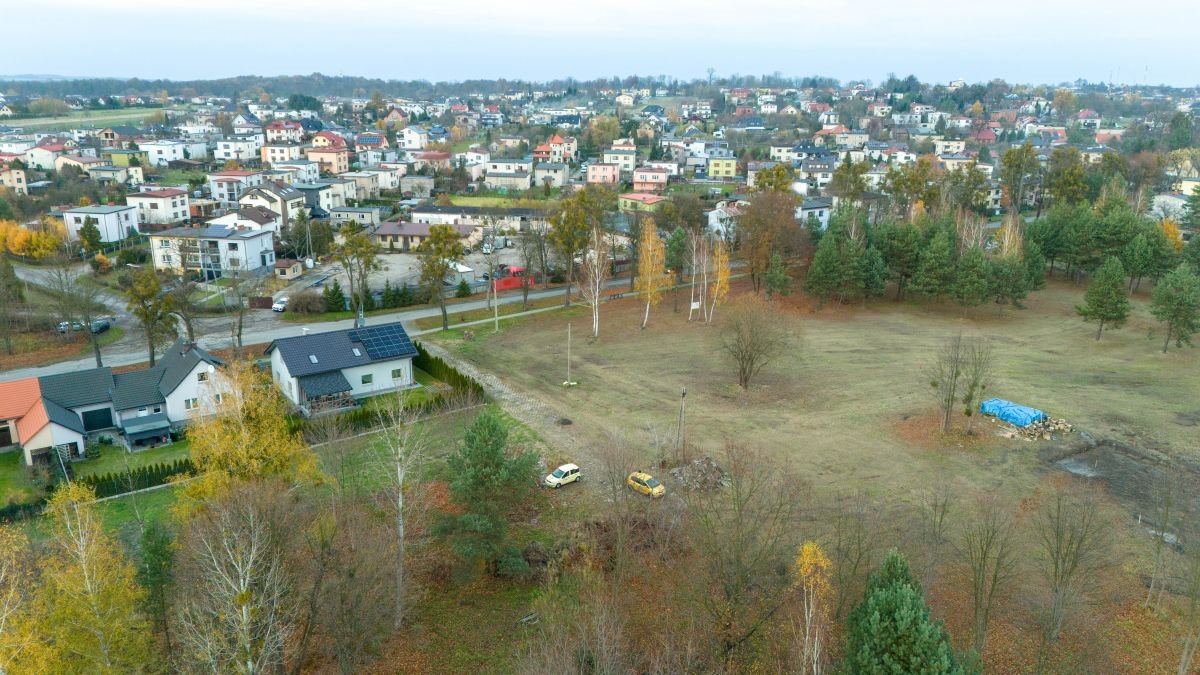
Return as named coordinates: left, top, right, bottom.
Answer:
left=81, top=408, right=113, bottom=431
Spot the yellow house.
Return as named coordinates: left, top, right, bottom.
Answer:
left=102, top=148, right=150, bottom=167
left=1176, top=177, right=1200, bottom=197
left=618, top=193, right=666, bottom=213
left=707, top=157, right=738, bottom=180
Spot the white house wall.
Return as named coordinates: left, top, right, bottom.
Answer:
left=342, top=358, right=413, bottom=398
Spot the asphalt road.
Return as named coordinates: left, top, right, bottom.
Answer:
left=0, top=280, right=626, bottom=382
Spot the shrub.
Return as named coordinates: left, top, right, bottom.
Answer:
left=77, top=457, right=194, bottom=499
left=116, top=247, right=147, bottom=265
left=288, top=290, right=326, bottom=314
left=84, top=443, right=102, bottom=460
left=455, top=279, right=471, bottom=298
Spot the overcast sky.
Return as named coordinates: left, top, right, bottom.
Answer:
left=5, top=0, right=1198, bottom=87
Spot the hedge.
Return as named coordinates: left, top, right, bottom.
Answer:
left=413, top=341, right=486, bottom=400
left=77, top=458, right=195, bottom=499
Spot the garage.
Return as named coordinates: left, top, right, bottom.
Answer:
left=81, top=408, right=114, bottom=432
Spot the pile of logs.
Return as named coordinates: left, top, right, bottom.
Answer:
left=993, top=416, right=1073, bottom=441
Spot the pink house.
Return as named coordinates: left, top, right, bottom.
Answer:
left=632, top=167, right=669, bottom=193
left=586, top=163, right=619, bottom=185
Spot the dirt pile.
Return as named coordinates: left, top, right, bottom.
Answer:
left=668, top=456, right=731, bottom=491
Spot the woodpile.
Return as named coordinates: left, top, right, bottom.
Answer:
left=993, top=416, right=1073, bottom=441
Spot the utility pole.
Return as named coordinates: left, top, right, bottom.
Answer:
left=674, top=387, right=687, bottom=457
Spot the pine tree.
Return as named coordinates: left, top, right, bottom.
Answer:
left=805, top=233, right=842, bottom=307
left=1121, top=233, right=1153, bottom=293
left=323, top=278, right=347, bottom=311
left=878, top=221, right=922, bottom=300
left=953, top=246, right=990, bottom=309
left=1077, top=256, right=1131, bottom=340
left=988, top=255, right=1030, bottom=307
left=1024, top=240, right=1048, bottom=291
left=1184, top=235, right=1200, bottom=273
left=858, top=246, right=888, bottom=301
left=845, top=550, right=961, bottom=674
left=763, top=252, right=792, bottom=300
left=911, top=229, right=954, bottom=301
left=1150, top=264, right=1200, bottom=353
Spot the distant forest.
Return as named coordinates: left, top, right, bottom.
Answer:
left=0, top=72, right=843, bottom=100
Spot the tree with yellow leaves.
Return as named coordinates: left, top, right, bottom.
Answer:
left=0, top=525, right=33, bottom=671
left=792, top=541, right=832, bottom=674
left=15, top=483, right=151, bottom=673
left=177, top=361, right=322, bottom=513
left=1161, top=218, right=1185, bottom=253
left=635, top=218, right=667, bottom=329
left=5, top=228, right=31, bottom=258
left=706, top=239, right=730, bottom=323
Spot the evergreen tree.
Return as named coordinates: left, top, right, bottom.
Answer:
left=1183, top=235, right=1200, bottom=273
left=1024, top=240, right=1047, bottom=291
left=858, top=246, right=888, bottom=301
left=1077, top=257, right=1131, bottom=340
left=952, top=246, right=990, bottom=309
left=845, top=550, right=961, bottom=675
left=455, top=279, right=471, bottom=298
left=988, top=255, right=1030, bottom=307
left=763, top=252, right=792, bottom=300
left=877, top=221, right=922, bottom=300
left=1121, top=233, right=1153, bottom=293
left=805, top=233, right=842, bottom=307
left=437, top=409, right=540, bottom=576
left=1184, top=185, right=1200, bottom=231
left=910, top=229, right=954, bottom=301
left=322, top=278, right=347, bottom=312
left=78, top=218, right=103, bottom=255
left=1150, top=264, right=1200, bottom=353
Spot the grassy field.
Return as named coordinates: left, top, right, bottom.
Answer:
left=448, top=195, right=550, bottom=208
left=410, top=295, right=563, bottom=330
left=8, top=108, right=170, bottom=130
left=425, top=278, right=1200, bottom=502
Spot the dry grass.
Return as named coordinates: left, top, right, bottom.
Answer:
left=425, top=278, right=1200, bottom=507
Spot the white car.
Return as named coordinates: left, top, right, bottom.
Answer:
left=544, top=463, right=581, bottom=489
left=271, top=297, right=289, bottom=312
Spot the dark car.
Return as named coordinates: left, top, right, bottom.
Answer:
left=89, top=319, right=111, bottom=334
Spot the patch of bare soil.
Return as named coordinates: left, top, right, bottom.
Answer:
left=892, top=408, right=999, bottom=452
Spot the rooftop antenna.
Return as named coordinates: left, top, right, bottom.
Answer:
left=355, top=306, right=366, bottom=329
left=301, top=327, right=310, bottom=337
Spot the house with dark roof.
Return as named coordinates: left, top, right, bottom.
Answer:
left=265, top=322, right=419, bottom=415
left=0, top=341, right=226, bottom=465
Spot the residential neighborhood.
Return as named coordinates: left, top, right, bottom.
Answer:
left=0, top=56, right=1199, bottom=675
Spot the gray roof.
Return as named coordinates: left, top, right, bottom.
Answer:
left=298, top=372, right=353, bottom=398
left=65, top=205, right=134, bottom=215
left=266, top=321, right=417, bottom=378
left=39, top=368, right=115, bottom=409
left=111, top=369, right=166, bottom=410
left=153, top=226, right=272, bottom=240
left=123, top=412, right=171, bottom=440
left=43, top=398, right=86, bottom=434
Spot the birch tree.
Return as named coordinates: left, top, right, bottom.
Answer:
left=579, top=224, right=610, bottom=338
left=373, top=396, right=429, bottom=629
left=792, top=541, right=831, bottom=674
left=635, top=218, right=667, bottom=329
left=707, top=239, right=730, bottom=323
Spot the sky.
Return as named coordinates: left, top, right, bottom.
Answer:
left=5, top=0, right=1198, bottom=87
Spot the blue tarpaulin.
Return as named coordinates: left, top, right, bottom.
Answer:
left=980, top=398, right=1047, bottom=427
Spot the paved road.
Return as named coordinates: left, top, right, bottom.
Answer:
left=0, top=280, right=625, bottom=382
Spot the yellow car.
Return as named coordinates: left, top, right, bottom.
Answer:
left=627, top=471, right=665, bottom=498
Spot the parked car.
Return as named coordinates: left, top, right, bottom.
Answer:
left=271, top=297, right=289, bottom=312
left=627, top=471, right=665, bottom=498
left=89, top=319, right=111, bottom=334
left=56, top=321, right=84, bottom=333
left=545, top=463, right=581, bottom=489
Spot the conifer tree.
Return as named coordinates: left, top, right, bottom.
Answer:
left=911, top=229, right=954, bottom=301
left=805, top=233, right=842, bottom=307
left=858, top=246, right=888, bottom=301
left=1077, top=256, right=1131, bottom=340
left=763, top=252, right=792, bottom=300
left=1151, top=264, right=1200, bottom=353
left=953, top=246, right=990, bottom=309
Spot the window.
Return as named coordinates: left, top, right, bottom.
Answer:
left=184, top=398, right=199, bottom=410
left=361, top=374, right=373, bottom=385
left=150, top=203, right=158, bottom=209
left=137, top=407, right=147, bottom=415
left=391, top=368, right=404, bottom=380
left=197, top=371, right=208, bottom=382
left=153, top=405, right=161, bottom=414
left=213, top=393, right=224, bottom=405
left=227, top=243, right=239, bottom=251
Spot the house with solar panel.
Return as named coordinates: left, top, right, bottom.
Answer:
left=264, top=321, right=419, bottom=415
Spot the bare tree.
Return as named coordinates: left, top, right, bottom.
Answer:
left=917, top=486, right=953, bottom=588
left=719, top=296, right=789, bottom=389
left=928, top=333, right=967, bottom=433
left=223, top=267, right=261, bottom=357
left=46, top=256, right=107, bottom=366
left=1145, top=470, right=1180, bottom=611
left=579, top=225, right=610, bottom=338
left=525, top=220, right=553, bottom=291
left=684, top=445, right=804, bottom=663
left=960, top=339, right=994, bottom=435
left=959, top=495, right=1018, bottom=654
left=1178, top=541, right=1200, bottom=675
left=373, top=395, right=429, bottom=630
left=1033, top=480, right=1111, bottom=670
left=175, top=484, right=294, bottom=674
left=828, top=493, right=879, bottom=621
left=167, top=279, right=200, bottom=343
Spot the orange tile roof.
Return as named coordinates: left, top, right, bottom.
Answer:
left=0, top=378, right=49, bottom=444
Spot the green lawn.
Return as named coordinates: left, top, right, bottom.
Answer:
left=10, top=107, right=174, bottom=130
left=0, top=451, right=42, bottom=505
left=95, top=485, right=178, bottom=532
left=74, top=440, right=190, bottom=479
left=413, top=367, right=436, bottom=385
